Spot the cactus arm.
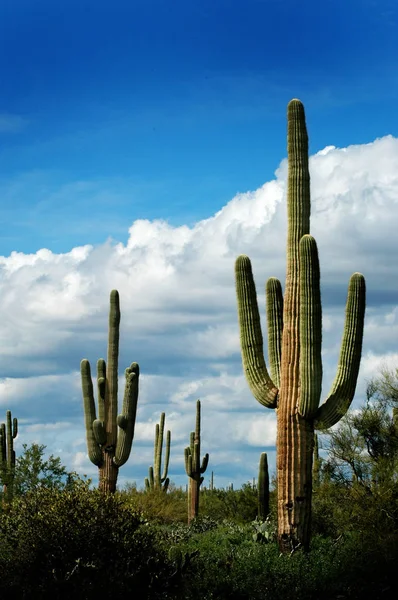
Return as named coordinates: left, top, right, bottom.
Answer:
left=0, top=424, right=5, bottom=465
left=155, top=416, right=164, bottom=484
left=144, top=477, right=150, bottom=491
left=200, top=452, right=209, bottom=473
left=266, top=277, right=284, bottom=388
left=235, top=256, right=278, bottom=408
left=81, top=359, right=103, bottom=466
left=106, top=290, right=120, bottom=447
left=114, top=363, right=139, bottom=467
left=314, top=273, right=366, bottom=430
left=161, top=429, right=171, bottom=482
left=299, top=235, right=323, bottom=418
left=97, top=359, right=106, bottom=423
left=184, top=446, right=193, bottom=477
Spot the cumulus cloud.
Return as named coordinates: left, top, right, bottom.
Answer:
left=1, top=135, right=398, bottom=487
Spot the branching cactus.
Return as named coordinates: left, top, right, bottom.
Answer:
left=145, top=412, right=171, bottom=492
left=235, top=99, right=366, bottom=552
left=81, top=290, right=139, bottom=493
left=184, top=399, right=209, bottom=524
left=0, top=410, right=18, bottom=503
left=258, top=452, right=270, bottom=520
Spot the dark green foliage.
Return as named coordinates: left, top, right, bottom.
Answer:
left=0, top=482, right=180, bottom=599
left=11, top=443, right=80, bottom=497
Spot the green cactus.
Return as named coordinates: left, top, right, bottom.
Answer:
left=184, top=399, right=209, bottom=524
left=0, top=410, right=18, bottom=503
left=81, top=290, right=139, bottom=493
left=145, top=412, right=171, bottom=492
left=258, top=452, right=270, bottom=520
left=235, top=99, right=366, bottom=552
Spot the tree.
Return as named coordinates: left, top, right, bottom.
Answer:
left=11, top=443, right=80, bottom=496
left=322, top=370, right=398, bottom=491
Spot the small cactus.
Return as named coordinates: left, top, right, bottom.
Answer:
left=258, top=452, right=270, bottom=519
left=184, top=399, right=209, bottom=524
left=145, top=412, right=171, bottom=492
left=0, top=410, right=18, bottom=503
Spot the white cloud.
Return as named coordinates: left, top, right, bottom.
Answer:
left=1, top=135, right=398, bottom=487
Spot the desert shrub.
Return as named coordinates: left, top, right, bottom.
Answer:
left=0, top=481, right=178, bottom=599
left=122, top=483, right=188, bottom=524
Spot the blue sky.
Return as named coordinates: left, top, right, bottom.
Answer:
left=1, top=0, right=398, bottom=489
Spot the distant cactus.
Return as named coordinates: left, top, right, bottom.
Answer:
left=235, top=99, right=366, bottom=551
left=258, top=452, right=270, bottom=519
left=0, top=410, right=18, bottom=503
left=145, top=412, right=171, bottom=492
left=81, top=290, right=139, bottom=493
left=184, top=400, right=209, bottom=524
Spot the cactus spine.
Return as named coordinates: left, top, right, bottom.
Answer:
left=258, top=452, right=270, bottom=520
left=235, top=99, right=366, bottom=552
left=184, top=399, right=209, bottom=524
left=0, top=411, right=18, bottom=503
left=81, top=290, right=139, bottom=493
left=145, top=412, right=171, bottom=492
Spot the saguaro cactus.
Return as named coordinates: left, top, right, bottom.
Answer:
left=235, top=99, right=366, bottom=552
left=184, top=399, right=209, bottom=524
left=0, top=410, right=18, bottom=502
left=81, top=290, right=139, bottom=493
left=145, top=412, right=171, bottom=492
left=258, top=452, right=270, bottom=520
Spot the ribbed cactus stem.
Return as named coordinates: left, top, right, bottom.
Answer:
left=145, top=412, right=171, bottom=492
left=0, top=410, right=18, bottom=503
left=184, top=400, right=209, bottom=523
left=258, top=452, right=270, bottom=520
left=81, top=290, right=140, bottom=493
left=235, top=99, right=366, bottom=552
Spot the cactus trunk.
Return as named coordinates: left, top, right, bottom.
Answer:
left=0, top=411, right=18, bottom=504
left=235, top=100, right=366, bottom=552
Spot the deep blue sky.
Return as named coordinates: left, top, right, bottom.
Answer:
left=1, top=0, right=398, bottom=254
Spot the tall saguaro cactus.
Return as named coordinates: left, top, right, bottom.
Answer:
left=0, top=410, right=18, bottom=503
left=145, top=412, right=171, bottom=492
left=81, top=290, right=140, bottom=493
left=235, top=99, right=366, bottom=552
left=258, top=452, right=270, bottom=520
left=184, top=399, right=209, bottom=524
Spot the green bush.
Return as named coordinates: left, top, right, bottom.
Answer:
left=0, top=481, right=179, bottom=599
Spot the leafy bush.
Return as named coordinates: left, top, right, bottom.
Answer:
left=0, top=481, right=179, bottom=599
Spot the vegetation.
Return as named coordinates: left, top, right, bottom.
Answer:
left=235, top=99, right=366, bottom=551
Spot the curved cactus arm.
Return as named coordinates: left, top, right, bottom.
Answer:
left=161, top=429, right=171, bottom=483
left=299, top=235, right=323, bottom=418
left=81, top=359, right=103, bottom=466
left=163, top=477, right=170, bottom=493
left=96, top=359, right=106, bottom=423
left=93, top=419, right=106, bottom=445
left=155, top=415, right=164, bottom=483
left=266, top=277, right=284, bottom=388
left=235, top=255, right=278, bottom=408
left=12, top=416, right=18, bottom=439
left=200, top=452, right=209, bottom=474
left=114, top=362, right=139, bottom=467
left=184, top=446, right=193, bottom=477
left=314, top=273, right=366, bottom=430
